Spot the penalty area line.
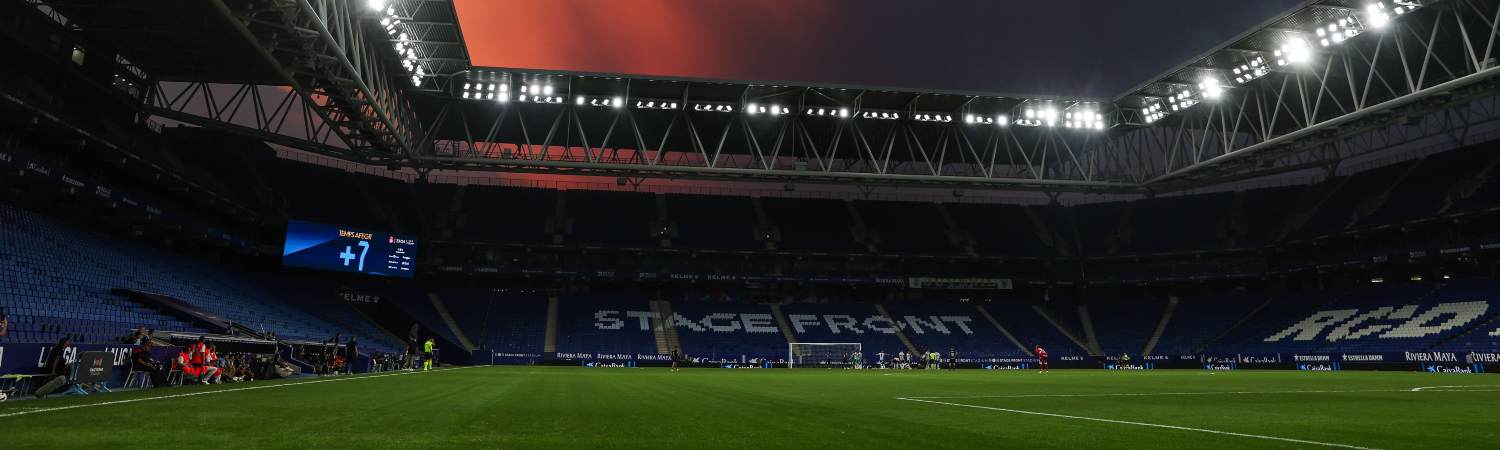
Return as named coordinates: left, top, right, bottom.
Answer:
left=0, top=366, right=479, bottom=419
left=895, top=397, right=1380, bottom=450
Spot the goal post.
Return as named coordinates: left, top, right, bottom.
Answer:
left=788, top=342, right=862, bottom=368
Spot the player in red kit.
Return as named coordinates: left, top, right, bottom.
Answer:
left=1034, top=345, right=1049, bottom=373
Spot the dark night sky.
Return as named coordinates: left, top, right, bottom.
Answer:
left=455, top=0, right=1307, bottom=98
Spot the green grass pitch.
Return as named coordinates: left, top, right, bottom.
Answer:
left=2, top=367, right=1497, bottom=449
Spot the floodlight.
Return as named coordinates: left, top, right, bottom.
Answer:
left=614, top=97, right=624, bottom=108
left=1277, top=38, right=1311, bottom=65
left=1366, top=4, right=1391, bottom=28
left=1198, top=77, right=1224, bottom=99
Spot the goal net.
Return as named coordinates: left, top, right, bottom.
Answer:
left=788, top=342, right=862, bottom=368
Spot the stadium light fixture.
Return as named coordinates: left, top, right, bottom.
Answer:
left=1143, top=101, right=1167, bottom=124
left=614, top=97, right=625, bottom=109
left=366, top=0, right=386, bottom=11
left=1198, top=76, right=1224, bottom=100
left=458, top=79, right=511, bottom=103
left=965, top=114, right=996, bottom=125
left=1391, top=0, right=1422, bottom=15
left=1063, top=105, right=1106, bottom=130
left=692, top=103, right=732, bottom=112
left=1366, top=4, right=1391, bottom=28
left=1014, top=104, right=1061, bottom=127
left=1315, top=17, right=1363, bottom=47
left=1167, top=88, right=1199, bottom=112
left=1274, top=38, right=1311, bottom=66
left=1232, top=56, right=1269, bottom=85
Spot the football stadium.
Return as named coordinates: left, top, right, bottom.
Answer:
left=3, top=0, right=1500, bottom=448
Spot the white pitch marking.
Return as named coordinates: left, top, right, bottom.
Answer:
left=896, top=397, right=1381, bottom=450
left=1408, top=385, right=1497, bottom=392
left=904, top=389, right=1401, bottom=399
left=0, top=366, right=478, bottom=419
left=905, top=387, right=1500, bottom=400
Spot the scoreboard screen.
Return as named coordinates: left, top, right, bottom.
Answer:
left=282, top=220, right=416, bottom=278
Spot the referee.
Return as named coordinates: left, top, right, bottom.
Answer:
left=422, top=337, right=436, bottom=371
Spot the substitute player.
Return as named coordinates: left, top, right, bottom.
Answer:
left=1034, top=344, right=1049, bottom=373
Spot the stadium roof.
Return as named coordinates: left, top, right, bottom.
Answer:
left=32, top=0, right=1500, bottom=193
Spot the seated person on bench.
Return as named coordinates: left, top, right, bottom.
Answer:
left=132, top=340, right=168, bottom=388
left=33, top=337, right=72, bottom=398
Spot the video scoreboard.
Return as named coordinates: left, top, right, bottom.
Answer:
left=282, top=220, right=416, bottom=278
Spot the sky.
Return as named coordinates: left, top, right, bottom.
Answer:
left=454, top=0, right=1307, bottom=99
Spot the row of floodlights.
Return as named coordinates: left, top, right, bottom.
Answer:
left=1145, top=1, right=1423, bottom=123
left=452, top=87, right=1107, bottom=129
left=367, top=0, right=424, bottom=87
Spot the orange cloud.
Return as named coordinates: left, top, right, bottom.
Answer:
left=455, top=0, right=838, bottom=82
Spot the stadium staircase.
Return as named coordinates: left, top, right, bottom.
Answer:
left=654, top=194, right=673, bottom=248
left=1221, top=192, right=1246, bottom=248
left=444, top=185, right=466, bottom=240
left=1425, top=312, right=1500, bottom=352
left=1076, top=305, right=1104, bottom=355
left=1140, top=297, right=1178, bottom=356
left=769, top=304, right=798, bottom=344
left=650, top=300, right=682, bottom=354
left=934, top=204, right=978, bottom=257
left=872, top=304, right=920, bottom=354
left=1190, top=296, right=1278, bottom=354
left=1030, top=305, right=1094, bottom=355
left=975, top=305, right=1034, bottom=356
left=546, top=191, right=571, bottom=244
left=845, top=200, right=879, bottom=253
left=543, top=295, right=559, bottom=353
left=1021, top=206, right=1063, bottom=256
left=1347, top=159, right=1425, bottom=229
left=1109, top=204, right=1136, bottom=256
left=231, top=149, right=277, bottom=210
left=351, top=173, right=403, bottom=233
left=428, top=292, right=476, bottom=352
left=1438, top=153, right=1500, bottom=214
left=751, top=198, right=778, bottom=251
left=1272, top=176, right=1350, bottom=242
left=342, top=301, right=409, bottom=351
left=408, top=183, right=435, bottom=238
